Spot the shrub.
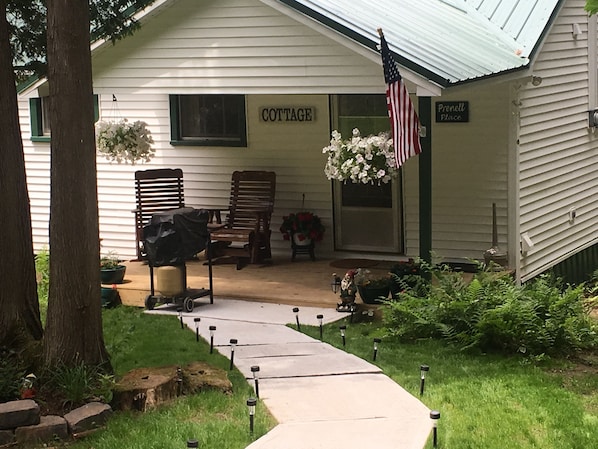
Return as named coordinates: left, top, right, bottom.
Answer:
left=383, top=269, right=598, bottom=356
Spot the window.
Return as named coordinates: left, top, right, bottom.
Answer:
left=30, top=95, right=99, bottom=142
left=169, top=94, right=247, bottom=147
left=29, top=97, right=50, bottom=142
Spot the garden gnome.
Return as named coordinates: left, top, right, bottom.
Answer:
left=20, top=373, right=37, bottom=399
left=337, top=269, right=357, bottom=312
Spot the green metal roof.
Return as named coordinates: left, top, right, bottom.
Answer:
left=275, top=0, right=564, bottom=86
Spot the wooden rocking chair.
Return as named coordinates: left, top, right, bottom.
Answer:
left=210, top=170, right=276, bottom=269
left=133, top=168, right=185, bottom=261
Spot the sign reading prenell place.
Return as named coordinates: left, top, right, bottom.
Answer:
left=435, top=101, right=469, bottom=123
left=260, top=106, right=315, bottom=123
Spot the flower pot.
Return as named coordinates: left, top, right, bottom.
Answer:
left=358, top=284, right=390, bottom=304
left=292, top=233, right=312, bottom=246
left=100, top=265, right=126, bottom=284
left=101, top=287, right=118, bottom=308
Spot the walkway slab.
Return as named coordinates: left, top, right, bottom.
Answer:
left=259, top=374, right=428, bottom=422
left=246, top=419, right=431, bottom=449
left=148, top=298, right=342, bottom=325
left=230, top=342, right=381, bottom=379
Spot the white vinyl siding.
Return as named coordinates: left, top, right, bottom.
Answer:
left=404, top=83, right=511, bottom=261
left=91, top=0, right=385, bottom=95
left=517, top=0, right=598, bottom=281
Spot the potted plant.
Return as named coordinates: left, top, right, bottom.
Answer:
left=279, top=211, right=325, bottom=245
left=95, top=118, right=155, bottom=164
left=100, top=251, right=126, bottom=284
left=354, top=268, right=391, bottom=304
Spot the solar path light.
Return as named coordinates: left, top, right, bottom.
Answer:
left=229, top=338, right=238, bottom=370
left=339, top=325, right=346, bottom=347
left=293, top=307, right=301, bottom=331
left=194, top=317, right=201, bottom=342
left=177, top=307, right=184, bottom=329
left=251, top=365, right=260, bottom=398
left=317, top=314, right=324, bottom=340
left=247, top=397, right=257, bottom=434
left=420, top=364, right=430, bottom=396
left=373, top=338, right=381, bottom=361
left=430, top=410, right=440, bottom=447
left=209, top=325, right=216, bottom=354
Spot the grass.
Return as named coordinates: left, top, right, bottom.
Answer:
left=297, top=316, right=598, bottom=449
left=39, top=305, right=597, bottom=449
left=56, top=307, right=276, bottom=449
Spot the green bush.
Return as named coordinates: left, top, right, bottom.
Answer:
left=0, top=346, right=25, bottom=401
left=384, top=269, right=598, bottom=356
left=35, top=248, right=50, bottom=321
left=43, top=360, right=115, bottom=408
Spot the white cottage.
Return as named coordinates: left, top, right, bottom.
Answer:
left=17, top=0, right=598, bottom=282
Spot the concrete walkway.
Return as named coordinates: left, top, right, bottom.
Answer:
left=147, top=298, right=432, bottom=449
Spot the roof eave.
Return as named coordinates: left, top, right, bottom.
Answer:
left=275, top=0, right=452, bottom=88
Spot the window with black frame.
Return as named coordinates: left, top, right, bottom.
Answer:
left=169, top=94, right=247, bottom=147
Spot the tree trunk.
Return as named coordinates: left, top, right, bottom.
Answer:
left=0, top=0, right=43, bottom=346
left=44, top=0, right=109, bottom=367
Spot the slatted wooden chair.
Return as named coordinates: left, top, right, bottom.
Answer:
left=134, top=168, right=185, bottom=260
left=210, top=170, right=276, bottom=269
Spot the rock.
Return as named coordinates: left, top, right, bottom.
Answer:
left=0, top=429, right=15, bottom=446
left=15, top=415, right=68, bottom=445
left=0, top=399, right=40, bottom=430
left=63, top=402, right=112, bottom=434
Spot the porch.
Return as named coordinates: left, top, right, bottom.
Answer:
left=113, top=256, right=396, bottom=310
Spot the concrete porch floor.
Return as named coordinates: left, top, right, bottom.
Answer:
left=113, top=255, right=395, bottom=309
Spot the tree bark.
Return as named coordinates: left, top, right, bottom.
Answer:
left=44, top=0, right=109, bottom=367
left=0, top=0, right=43, bottom=345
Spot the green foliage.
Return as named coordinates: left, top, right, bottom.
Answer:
left=384, top=269, right=598, bottom=356
left=0, top=346, right=26, bottom=402
left=35, top=248, right=50, bottom=320
left=100, top=250, right=121, bottom=270
left=9, top=0, right=157, bottom=78
left=44, top=360, right=115, bottom=407
left=586, top=0, right=598, bottom=16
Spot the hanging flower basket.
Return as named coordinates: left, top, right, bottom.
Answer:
left=95, top=119, right=155, bottom=164
left=322, top=128, right=399, bottom=184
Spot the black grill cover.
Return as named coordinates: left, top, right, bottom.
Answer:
left=143, top=207, right=210, bottom=266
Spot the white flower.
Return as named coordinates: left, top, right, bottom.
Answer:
left=322, top=128, right=399, bottom=184
left=95, top=119, right=155, bottom=165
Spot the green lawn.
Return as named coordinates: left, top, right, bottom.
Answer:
left=299, top=316, right=598, bottom=449
left=56, top=306, right=597, bottom=449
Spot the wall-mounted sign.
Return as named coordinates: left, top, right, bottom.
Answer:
left=435, top=101, right=469, bottom=123
left=259, top=106, right=315, bottom=123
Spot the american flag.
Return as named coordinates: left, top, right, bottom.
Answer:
left=380, top=33, right=422, bottom=168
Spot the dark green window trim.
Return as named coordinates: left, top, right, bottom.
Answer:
left=29, top=98, right=49, bottom=142
left=30, top=95, right=99, bottom=142
left=169, top=94, right=247, bottom=147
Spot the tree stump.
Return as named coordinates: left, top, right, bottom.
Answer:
left=112, top=363, right=231, bottom=412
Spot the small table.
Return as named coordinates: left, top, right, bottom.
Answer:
left=291, top=233, right=315, bottom=261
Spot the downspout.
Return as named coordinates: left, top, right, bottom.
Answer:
left=588, top=12, right=597, bottom=111
left=508, top=82, right=522, bottom=284
left=418, top=97, right=432, bottom=264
